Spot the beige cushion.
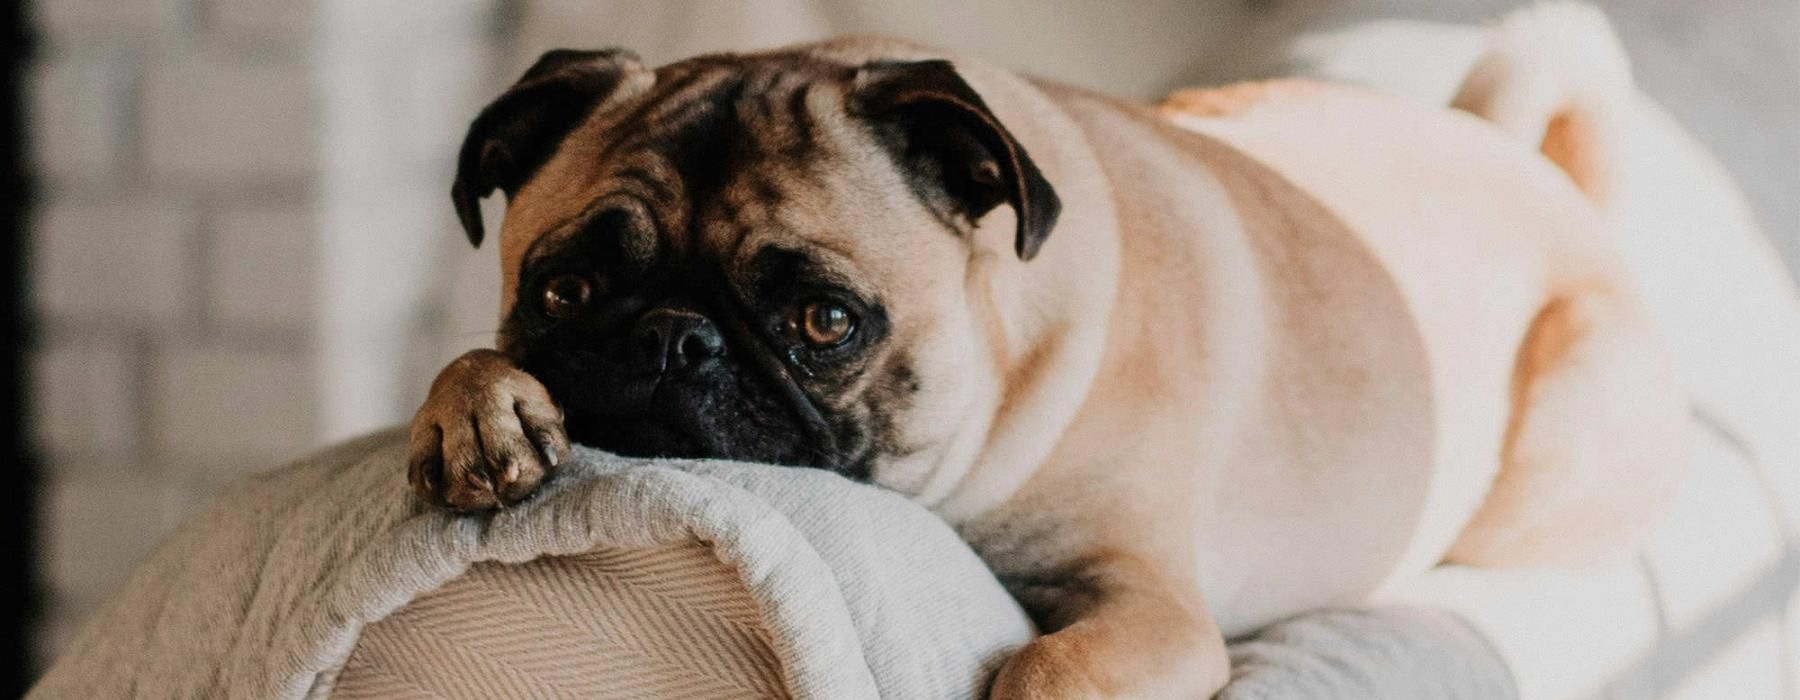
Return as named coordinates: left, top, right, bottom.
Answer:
left=336, top=545, right=785, bottom=699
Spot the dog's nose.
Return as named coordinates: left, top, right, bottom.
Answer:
left=632, top=307, right=725, bottom=374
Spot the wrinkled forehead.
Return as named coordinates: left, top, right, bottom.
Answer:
left=495, top=53, right=873, bottom=309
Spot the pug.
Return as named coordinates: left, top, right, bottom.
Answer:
left=409, top=14, right=1685, bottom=697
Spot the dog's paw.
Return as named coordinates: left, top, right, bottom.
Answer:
left=408, top=349, right=569, bottom=511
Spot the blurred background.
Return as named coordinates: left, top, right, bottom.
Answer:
left=3, top=0, right=1795, bottom=691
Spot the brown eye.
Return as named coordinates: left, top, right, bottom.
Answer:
left=794, top=301, right=856, bottom=347
left=542, top=274, right=591, bottom=318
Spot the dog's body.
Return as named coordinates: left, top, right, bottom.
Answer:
left=410, top=6, right=1685, bottom=696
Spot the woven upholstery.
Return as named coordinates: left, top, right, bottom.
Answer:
left=336, top=545, right=786, bottom=699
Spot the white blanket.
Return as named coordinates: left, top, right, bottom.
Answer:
left=32, top=428, right=1523, bottom=699
left=29, top=433, right=1035, bottom=699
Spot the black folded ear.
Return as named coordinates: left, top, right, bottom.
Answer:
left=850, top=60, right=1061, bottom=260
left=451, top=49, right=647, bottom=247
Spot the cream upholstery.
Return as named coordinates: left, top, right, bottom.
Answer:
left=336, top=545, right=785, bottom=699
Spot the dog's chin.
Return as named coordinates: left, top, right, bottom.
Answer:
left=564, top=407, right=810, bottom=465
left=563, top=414, right=702, bottom=459
left=521, top=350, right=827, bottom=467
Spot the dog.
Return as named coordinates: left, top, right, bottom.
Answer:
left=407, top=5, right=1686, bottom=696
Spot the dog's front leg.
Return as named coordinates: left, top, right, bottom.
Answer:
left=990, top=553, right=1229, bottom=699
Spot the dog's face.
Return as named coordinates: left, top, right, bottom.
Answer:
left=451, top=48, right=1059, bottom=484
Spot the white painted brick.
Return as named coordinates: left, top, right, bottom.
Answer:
left=394, top=26, right=496, bottom=167
left=28, top=58, right=135, bottom=181
left=157, top=451, right=278, bottom=494
left=42, top=470, right=190, bottom=612
left=31, top=200, right=192, bottom=324
left=143, top=54, right=316, bottom=181
left=1790, top=585, right=1800, bottom=699
left=210, top=208, right=316, bottom=328
left=205, top=0, right=315, bottom=40
left=30, top=0, right=183, bottom=35
left=149, top=343, right=314, bottom=460
left=30, top=339, right=141, bottom=457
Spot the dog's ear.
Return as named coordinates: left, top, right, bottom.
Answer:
left=452, top=49, right=648, bottom=247
left=850, top=60, right=1061, bottom=260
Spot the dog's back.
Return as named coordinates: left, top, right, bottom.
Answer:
left=1158, top=0, right=1684, bottom=568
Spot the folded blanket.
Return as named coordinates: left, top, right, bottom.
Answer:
left=29, top=431, right=1033, bottom=699
left=33, top=429, right=1519, bottom=699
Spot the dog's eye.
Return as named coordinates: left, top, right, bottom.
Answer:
left=541, top=274, right=591, bottom=318
left=790, top=301, right=856, bottom=347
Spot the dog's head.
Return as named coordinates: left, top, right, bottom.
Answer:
left=453, top=46, right=1060, bottom=483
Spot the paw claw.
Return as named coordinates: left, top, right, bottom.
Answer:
left=419, top=465, right=439, bottom=497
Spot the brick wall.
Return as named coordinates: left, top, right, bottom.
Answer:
left=27, top=0, right=317, bottom=662
left=24, top=0, right=503, bottom=668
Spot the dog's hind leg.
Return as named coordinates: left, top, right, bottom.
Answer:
left=1447, top=289, right=1687, bottom=568
left=1444, top=4, right=1685, bottom=567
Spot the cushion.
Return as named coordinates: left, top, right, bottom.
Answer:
left=29, top=435, right=1033, bottom=699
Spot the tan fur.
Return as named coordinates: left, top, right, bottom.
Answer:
left=988, top=553, right=1227, bottom=698
left=1159, top=80, right=1326, bottom=119
left=1539, top=111, right=1610, bottom=201
left=1448, top=288, right=1686, bottom=567
left=411, top=16, right=1684, bottom=697
left=1448, top=1, right=1630, bottom=206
